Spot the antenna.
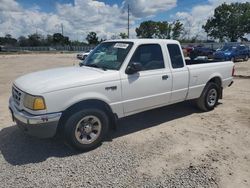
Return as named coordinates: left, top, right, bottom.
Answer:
left=127, top=4, right=130, bottom=38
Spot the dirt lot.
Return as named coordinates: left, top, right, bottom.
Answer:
left=0, top=54, right=250, bottom=187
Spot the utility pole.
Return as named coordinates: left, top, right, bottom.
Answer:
left=127, top=4, right=130, bottom=39
left=61, top=23, right=64, bottom=36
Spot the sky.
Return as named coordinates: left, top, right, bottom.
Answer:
left=0, top=0, right=248, bottom=41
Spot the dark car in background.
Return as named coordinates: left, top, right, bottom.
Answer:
left=183, top=45, right=194, bottom=57
left=214, top=44, right=249, bottom=62
left=189, top=46, right=215, bottom=60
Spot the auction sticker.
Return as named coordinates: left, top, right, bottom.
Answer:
left=114, top=43, right=129, bottom=49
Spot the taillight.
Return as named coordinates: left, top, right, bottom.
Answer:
left=232, top=65, right=235, bottom=76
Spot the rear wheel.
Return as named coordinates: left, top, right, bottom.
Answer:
left=196, top=82, right=219, bottom=111
left=63, top=108, right=109, bottom=151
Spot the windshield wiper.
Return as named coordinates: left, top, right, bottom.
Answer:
left=84, top=64, right=107, bottom=71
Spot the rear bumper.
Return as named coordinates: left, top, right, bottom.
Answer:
left=9, top=97, right=62, bottom=138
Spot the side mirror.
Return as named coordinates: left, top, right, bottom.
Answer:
left=126, top=62, right=143, bottom=74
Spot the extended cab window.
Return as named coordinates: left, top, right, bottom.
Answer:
left=129, top=44, right=164, bottom=71
left=167, top=44, right=184, bottom=68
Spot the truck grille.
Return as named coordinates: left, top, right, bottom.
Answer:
left=12, top=86, right=22, bottom=106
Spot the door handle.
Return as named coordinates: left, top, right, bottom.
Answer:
left=162, top=75, right=169, bottom=80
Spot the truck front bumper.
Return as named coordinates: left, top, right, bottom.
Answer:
left=9, top=98, right=62, bottom=138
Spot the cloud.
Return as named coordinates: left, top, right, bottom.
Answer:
left=0, top=0, right=20, bottom=12
left=0, top=0, right=63, bottom=38
left=0, top=0, right=178, bottom=41
left=6, top=0, right=246, bottom=41
left=122, top=0, right=177, bottom=17
left=175, top=0, right=248, bottom=39
left=55, top=0, right=131, bottom=40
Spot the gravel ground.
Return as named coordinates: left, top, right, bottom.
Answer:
left=0, top=54, right=250, bottom=188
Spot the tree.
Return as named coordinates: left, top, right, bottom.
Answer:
left=119, top=32, right=128, bottom=39
left=136, top=20, right=184, bottom=39
left=46, top=34, right=53, bottom=46
left=52, top=33, right=70, bottom=45
left=63, top=36, right=70, bottom=45
left=0, top=34, right=17, bottom=46
left=156, top=21, right=172, bottom=39
left=18, top=36, right=29, bottom=46
left=86, top=32, right=99, bottom=45
left=53, top=33, right=64, bottom=44
left=28, top=33, right=43, bottom=46
left=136, top=20, right=158, bottom=38
left=172, top=20, right=184, bottom=40
left=203, top=2, right=250, bottom=42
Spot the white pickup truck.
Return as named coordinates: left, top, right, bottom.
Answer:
left=9, top=39, right=234, bottom=151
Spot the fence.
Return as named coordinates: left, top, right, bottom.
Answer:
left=0, top=45, right=95, bottom=52
left=1, top=42, right=250, bottom=52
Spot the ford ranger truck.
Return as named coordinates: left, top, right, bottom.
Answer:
left=9, top=39, right=234, bottom=151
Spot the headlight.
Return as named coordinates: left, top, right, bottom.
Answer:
left=23, top=94, right=46, bottom=110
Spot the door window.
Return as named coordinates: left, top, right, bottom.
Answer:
left=129, top=44, right=164, bottom=71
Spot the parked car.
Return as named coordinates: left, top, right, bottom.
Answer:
left=9, top=39, right=234, bottom=151
left=181, top=46, right=188, bottom=57
left=214, top=44, right=249, bottom=62
left=189, top=46, right=215, bottom=60
left=183, top=45, right=194, bottom=57
left=77, top=50, right=92, bottom=60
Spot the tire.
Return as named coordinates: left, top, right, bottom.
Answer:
left=244, top=55, right=249, bottom=61
left=196, top=82, right=219, bottom=111
left=63, top=108, right=109, bottom=151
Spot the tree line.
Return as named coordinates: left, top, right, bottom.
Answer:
left=0, top=33, right=88, bottom=47
left=0, top=2, right=249, bottom=47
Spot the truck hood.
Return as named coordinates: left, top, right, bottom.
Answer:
left=14, top=66, right=120, bottom=94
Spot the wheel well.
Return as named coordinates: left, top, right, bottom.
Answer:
left=208, top=77, right=221, bottom=87
left=57, top=99, right=116, bottom=133
left=208, top=77, right=222, bottom=98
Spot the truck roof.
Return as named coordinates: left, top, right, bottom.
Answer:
left=105, top=39, right=180, bottom=45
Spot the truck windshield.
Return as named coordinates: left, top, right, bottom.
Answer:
left=81, top=42, right=133, bottom=70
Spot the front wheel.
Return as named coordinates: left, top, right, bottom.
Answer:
left=63, top=108, right=109, bottom=151
left=196, top=82, right=219, bottom=111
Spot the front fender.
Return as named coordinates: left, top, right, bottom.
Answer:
left=64, top=92, right=111, bottom=110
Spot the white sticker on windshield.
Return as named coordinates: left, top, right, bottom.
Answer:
left=114, top=43, right=129, bottom=49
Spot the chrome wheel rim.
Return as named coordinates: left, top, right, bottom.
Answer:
left=207, top=88, right=217, bottom=107
left=75, top=115, right=102, bottom=144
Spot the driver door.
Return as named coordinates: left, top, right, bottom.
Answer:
left=120, top=44, right=172, bottom=115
